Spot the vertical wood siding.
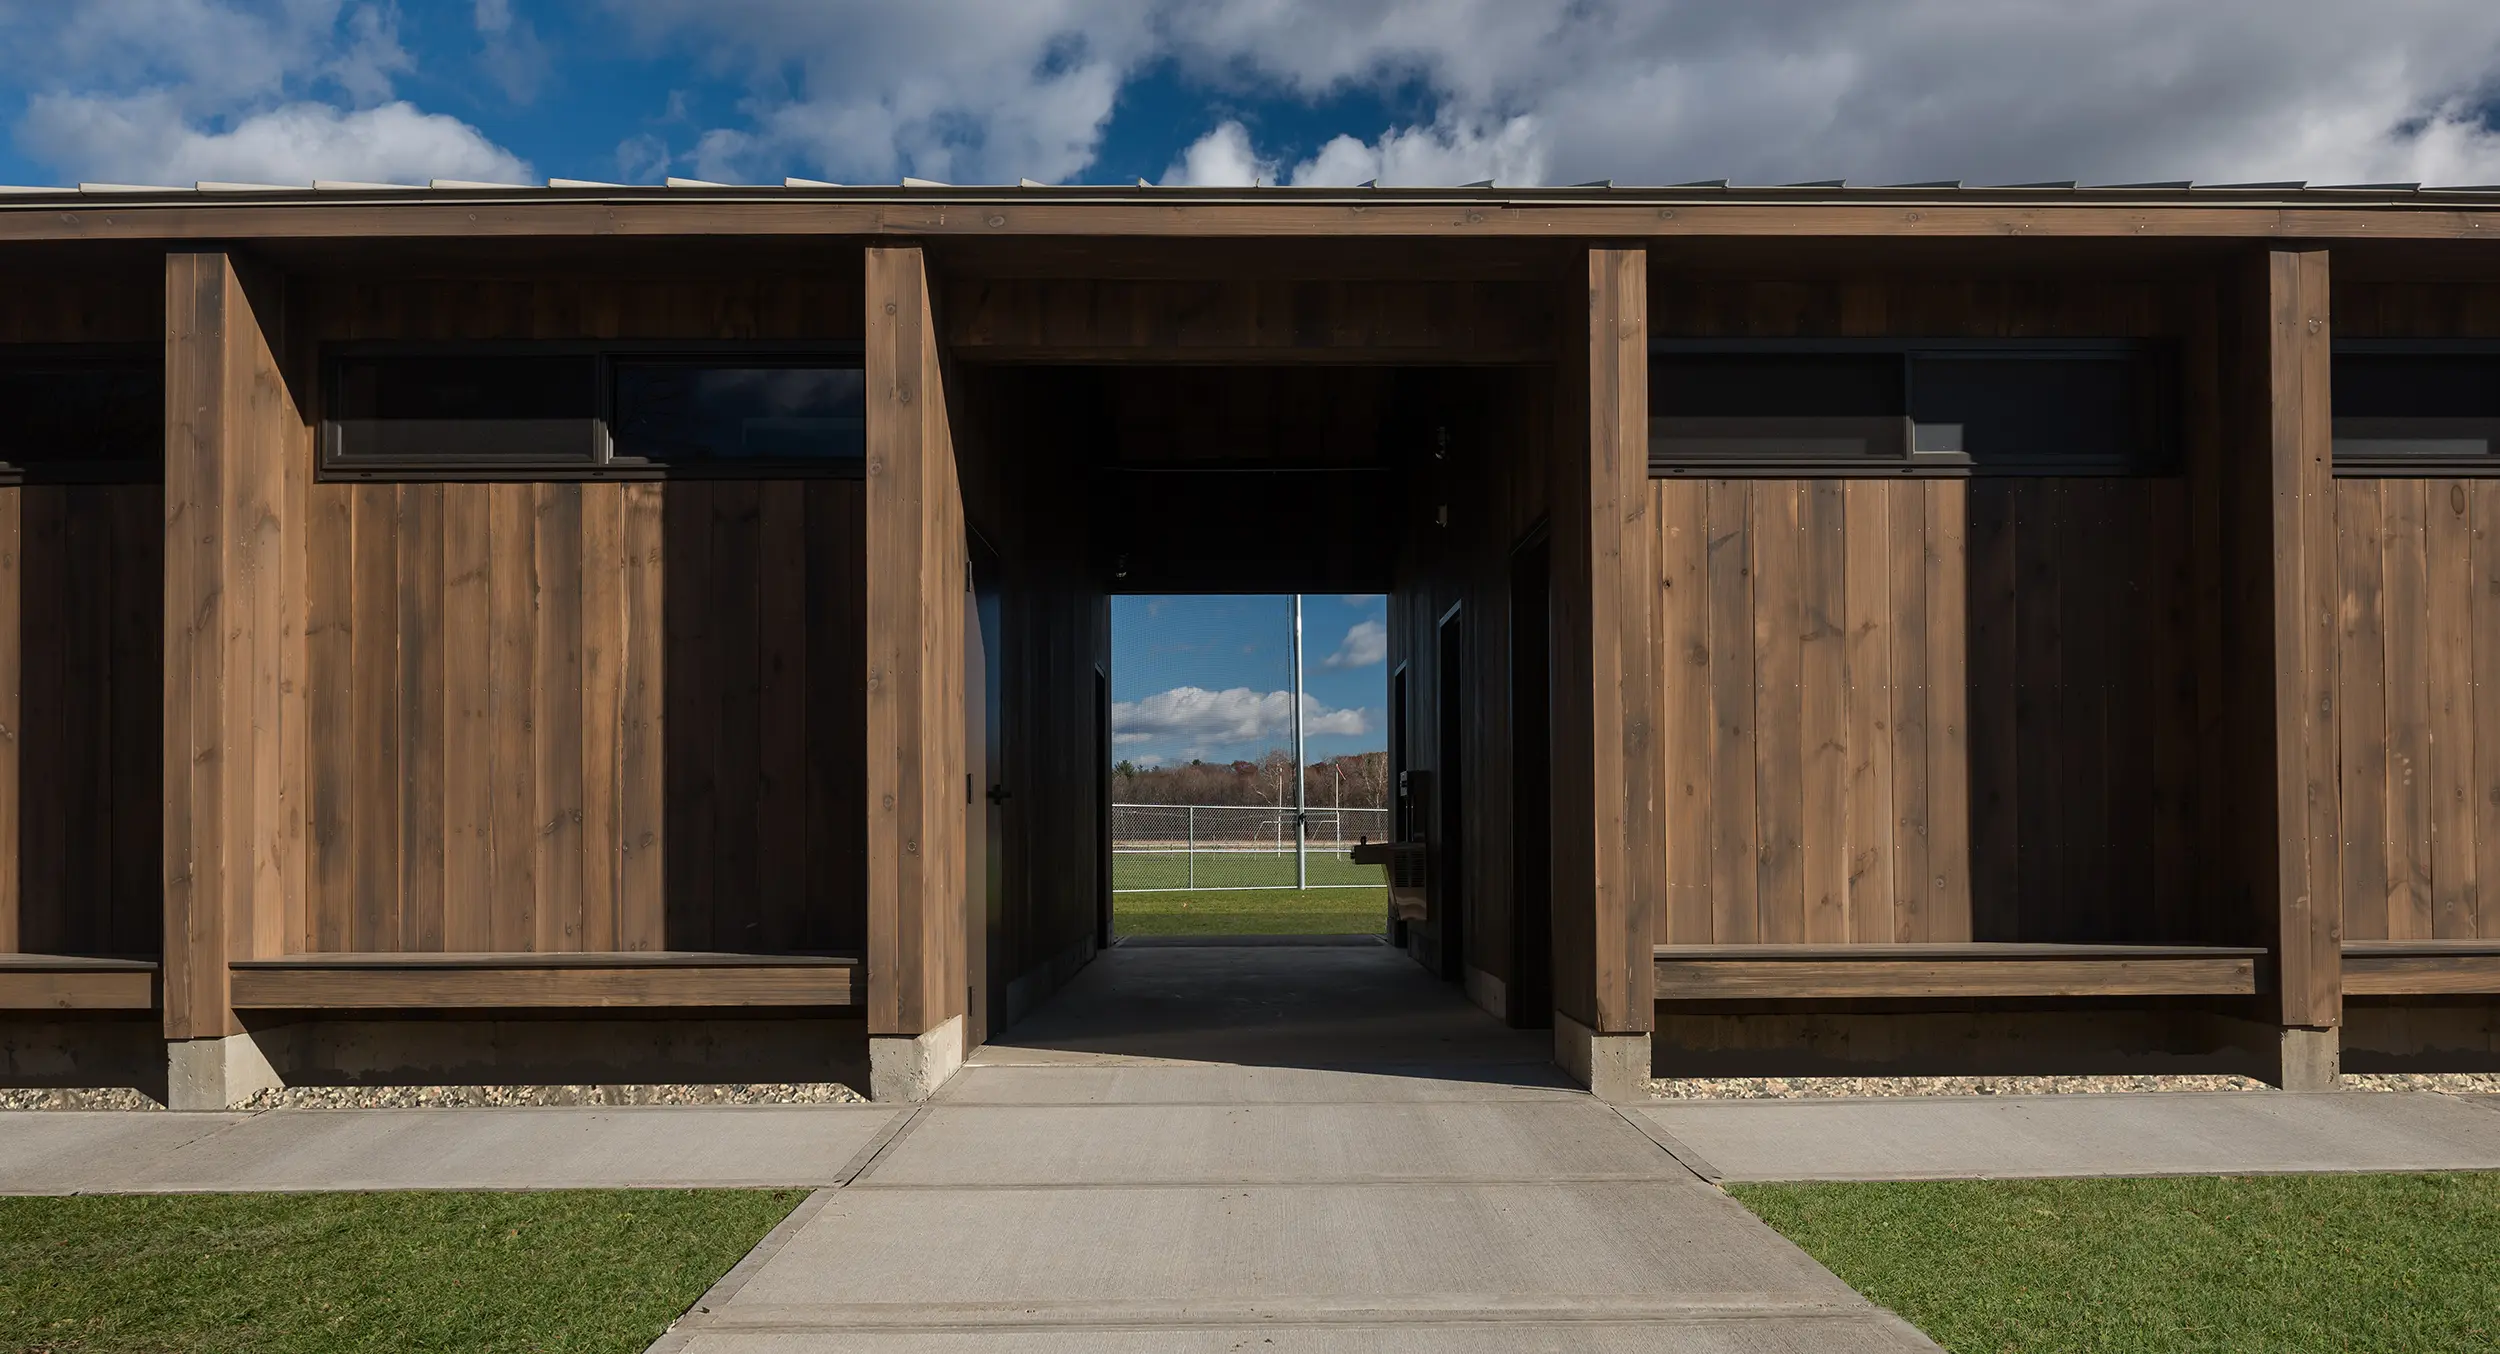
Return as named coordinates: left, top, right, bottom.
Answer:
left=301, top=478, right=865, bottom=955
left=1653, top=476, right=2199, bottom=944
left=2333, top=478, right=2500, bottom=942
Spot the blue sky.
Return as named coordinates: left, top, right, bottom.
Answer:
left=1113, top=594, right=1386, bottom=769
left=6, top=4, right=2500, bottom=191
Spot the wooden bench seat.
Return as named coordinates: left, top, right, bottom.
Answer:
left=1654, top=943, right=2268, bottom=1000
left=2342, top=941, right=2500, bottom=996
left=229, top=952, right=861, bottom=1011
left=0, top=954, right=159, bottom=1011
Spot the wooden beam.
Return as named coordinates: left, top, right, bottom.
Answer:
left=1551, top=248, right=1656, bottom=1034
left=863, top=244, right=967, bottom=1038
left=2341, top=941, right=2500, bottom=995
left=228, top=953, right=859, bottom=1009
left=0, top=955, right=157, bottom=1011
left=941, top=277, right=1559, bottom=364
left=162, top=252, right=308, bottom=1041
left=1654, top=944, right=2265, bottom=999
left=2251, top=249, right=2343, bottom=1030
left=0, top=488, right=15, bottom=954
left=14, top=198, right=2500, bottom=245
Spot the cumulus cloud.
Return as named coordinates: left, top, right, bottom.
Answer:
left=609, top=0, right=1155, bottom=184
left=1159, top=119, right=1278, bottom=186
left=6, top=1, right=528, bottom=185
left=610, top=0, right=2500, bottom=187
left=1323, top=620, right=1387, bottom=669
left=24, top=95, right=530, bottom=185
left=1113, top=686, right=1370, bottom=750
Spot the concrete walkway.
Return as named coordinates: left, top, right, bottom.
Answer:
left=1641, top=1090, right=2500, bottom=1182
left=656, top=942, right=1939, bottom=1352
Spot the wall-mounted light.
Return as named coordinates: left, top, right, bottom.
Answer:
left=1435, top=505, right=1449, bottom=528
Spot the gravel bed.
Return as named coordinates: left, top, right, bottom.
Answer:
left=0, top=1083, right=867, bottom=1111
left=240, top=1082, right=869, bottom=1109
left=1648, top=1071, right=2500, bottom=1099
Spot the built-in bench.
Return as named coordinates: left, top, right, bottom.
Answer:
left=0, top=954, right=160, bottom=1011
left=228, top=952, right=861, bottom=1011
left=2342, top=941, right=2500, bottom=996
left=1654, top=943, right=2269, bottom=1000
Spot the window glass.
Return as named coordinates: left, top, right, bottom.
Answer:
left=1910, top=354, right=2154, bottom=474
left=1653, top=354, right=1902, bottom=418
left=610, top=362, right=865, bottom=463
left=0, top=358, right=160, bottom=478
left=329, top=354, right=599, bottom=467
left=2331, top=351, right=2500, bottom=471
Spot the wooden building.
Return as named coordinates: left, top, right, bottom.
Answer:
left=1, top=182, right=2497, bottom=1106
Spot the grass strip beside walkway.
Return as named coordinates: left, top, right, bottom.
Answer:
left=1116, top=885, right=1386, bottom=936
left=0, top=1188, right=803, bottom=1353
left=1733, top=1172, right=2500, bottom=1353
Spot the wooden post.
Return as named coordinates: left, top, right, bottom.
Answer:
left=161, top=252, right=308, bottom=1107
left=1549, top=247, right=1656, bottom=1100
left=863, top=244, right=969, bottom=1101
left=2227, top=248, right=2341, bottom=1087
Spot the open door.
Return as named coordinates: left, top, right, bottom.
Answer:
left=965, top=536, right=1005, bottom=1047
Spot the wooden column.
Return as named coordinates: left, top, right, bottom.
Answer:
left=1551, top=248, right=1657, bottom=1039
left=162, top=252, right=308, bottom=1043
left=863, top=244, right=967, bottom=1044
left=0, top=489, right=16, bottom=953
left=2255, top=249, right=2344, bottom=1035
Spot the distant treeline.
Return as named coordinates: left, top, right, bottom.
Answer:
left=1112, top=749, right=1387, bottom=809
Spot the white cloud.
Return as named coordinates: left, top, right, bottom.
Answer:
left=1160, top=119, right=1279, bottom=186
left=609, top=0, right=1156, bottom=184
left=6, top=1, right=528, bottom=186
left=1114, top=686, right=1370, bottom=750
left=1322, top=620, right=1387, bottom=669
left=1155, top=1, right=2500, bottom=187
left=22, top=95, right=531, bottom=186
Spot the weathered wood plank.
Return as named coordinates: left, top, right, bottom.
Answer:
left=1885, top=480, right=1929, bottom=941
left=2382, top=477, right=2433, bottom=940
left=1655, top=480, right=1711, bottom=944
left=2475, top=480, right=2500, bottom=945
left=1964, top=480, right=2019, bottom=940
left=440, top=485, right=494, bottom=951
left=710, top=480, right=765, bottom=952
left=486, top=483, right=537, bottom=951
left=533, top=483, right=586, bottom=951
left=2012, top=480, right=2065, bottom=940
left=229, top=955, right=860, bottom=1009
left=0, top=490, right=15, bottom=952
left=348, top=483, right=400, bottom=951
left=618, top=481, right=667, bottom=951
left=1843, top=479, right=1895, bottom=943
left=1924, top=478, right=1972, bottom=942
left=1751, top=479, right=1805, bottom=944
left=1704, top=479, right=1757, bottom=944
left=757, top=483, right=810, bottom=953
left=1800, top=479, right=1849, bottom=944
left=578, top=482, right=626, bottom=953
left=2425, top=480, right=2477, bottom=939
left=2336, top=481, right=2391, bottom=942
left=397, top=483, right=445, bottom=951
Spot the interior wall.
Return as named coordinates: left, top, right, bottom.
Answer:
left=2332, top=277, right=2500, bottom=943
left=295, top=267, right=868, bottom=957
left=1646, top=269, right=2229, bottom=950
left=1389, top=366, right=1556, bottom=1009
left=953, top=365, right=1111, bottom=1007
left=0, top=259, right=164, bottom=958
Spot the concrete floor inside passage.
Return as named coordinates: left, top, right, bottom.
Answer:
left=655, top=940, right=1941, bottom=1352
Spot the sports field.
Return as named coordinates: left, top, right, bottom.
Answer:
left=1112, top=848, right=1386, bottom=935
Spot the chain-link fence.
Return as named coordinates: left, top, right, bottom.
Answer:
left=1112, top=803, right=1391, bottom=892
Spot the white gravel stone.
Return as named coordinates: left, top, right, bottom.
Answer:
left=0, top=1082, right=867, bottom=1110
left=1648, top=1072, right=2500, bottom=1099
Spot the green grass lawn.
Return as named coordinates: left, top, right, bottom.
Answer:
left=1733, top=1172, right=2500, bottom=1353
left=1115, top=885, right=1386, bottom=936
left=0, top=1189, right=803, bottom=1353
left=1113, top=848, right=1386, bottom=891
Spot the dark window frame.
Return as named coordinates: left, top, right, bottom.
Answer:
left=2332, top=339, right=2500, bottom=477
left=0, top=343, right=163, bottom=486
left=1647, top=337, right=2177, bottom=479
left=319, top=339, right=868, bottom=482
